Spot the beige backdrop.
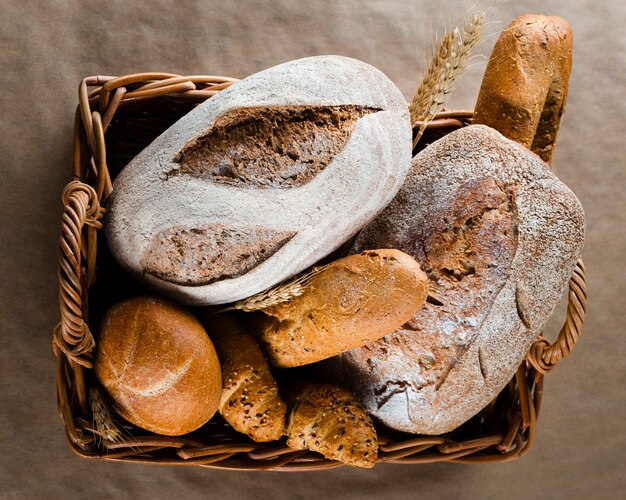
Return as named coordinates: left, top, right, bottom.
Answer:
left=1, top=0, right=625, bottom=498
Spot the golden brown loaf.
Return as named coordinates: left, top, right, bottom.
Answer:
left=285, top=382, right=378, bottom=468
left=94, top=296, right=222, bottom=436
left=202, top=313, right=286, bottom=442
left=253, top=249, right=429, bottom=368
left=473, top=14, right=573, bottom=164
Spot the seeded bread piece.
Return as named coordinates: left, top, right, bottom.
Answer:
left=285, top=382, right=378, bottom=468
left=203, top=313, right=286, bottom=442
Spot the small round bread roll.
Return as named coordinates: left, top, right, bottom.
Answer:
left=95, top=296, right=222, bottom=436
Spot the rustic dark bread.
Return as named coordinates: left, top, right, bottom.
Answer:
left=285, top=381, right=378, bottom=469
left=252, top=249, right=428, bottom=368
left=202, top=313, right=286, bottom=442
left=473, top=14, right=573, bottom=164
left=94, top=296, right=222, bottom=436
left=104, top=55, right=412, bottom=306
left=327, top=125, right=585, bottom=434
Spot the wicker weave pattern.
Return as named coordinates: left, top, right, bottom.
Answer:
left=53, top=73, right=587, bottom=470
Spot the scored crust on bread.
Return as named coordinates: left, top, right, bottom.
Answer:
left=104, top=55, right=412, bottom=306
left=473, top=14, right=573, bottom=164
left=94, top=296, right=222, bottom=436
left=285, top=381, right=378, bottom=468
left=202, top=313, right=287, bottom=442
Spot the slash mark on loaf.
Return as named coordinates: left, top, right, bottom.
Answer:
left=170, top=105, right=380, bottom=188
left=141, top=224, right=295, bottom=285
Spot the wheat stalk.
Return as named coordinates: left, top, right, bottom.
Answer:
left=90, top=387, right=123, bottom=446
left=218, top=265, right=327, bottom=313
left=410, top=10, right=485, bottom=148
left=409, top=28, right=458, bottom=124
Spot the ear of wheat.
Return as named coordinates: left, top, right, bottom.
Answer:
left=410, top=10, right=485, bottom=148
left=221, top=264, right=327, bottom=313
left=90, top=387, right=124, bottom=446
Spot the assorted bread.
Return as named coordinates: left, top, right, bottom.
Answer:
left=91, top=13, right=584, bottom=467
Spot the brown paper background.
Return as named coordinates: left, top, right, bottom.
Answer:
left=1, top=0, right=624, bottom=498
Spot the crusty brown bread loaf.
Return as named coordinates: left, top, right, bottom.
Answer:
left=202, top=313, right=286, bottom=442
left=327, top=125, right=585, bottom=435
left=94, top=296, right=222, bottom=436
left=473, top=14, right=573, bottom=164
left=252, top=249, right=429, bottom=368
left=285, top=381, right=378, bottom=468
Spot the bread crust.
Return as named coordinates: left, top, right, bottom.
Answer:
left=94, top=296, right=222, bottom=436
left=203, top=313, right=286, bottom=442
left=254, top=249, right=429, bottom=367
left=473, top=14, right=573, bottom=164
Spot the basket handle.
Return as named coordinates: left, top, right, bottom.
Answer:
left=53, top=180, right=105, bottom=369
left=527, top=258, right=587, bottom=374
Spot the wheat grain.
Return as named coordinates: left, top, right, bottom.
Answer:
left=90, top=387, right=123, bottom=446
left=228, top=265, right=326, bottom=312
left=411, top=10, right=485, bottom=148
left=409, top=28, right=458, bottom=124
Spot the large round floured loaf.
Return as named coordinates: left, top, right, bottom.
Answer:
left=327, top=125, right=585, bottom=435
left=104, top=55, right=412, bottom=305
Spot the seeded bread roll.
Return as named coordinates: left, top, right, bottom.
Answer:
left=203, top=313, right=286, bottom=442
left=94, top=296, right=221, bottom=436
left=285, top=382, right=378, bottom=468
left=253, top=249, right=429, bottom=368
left=473, top=14, right=573, bottom=164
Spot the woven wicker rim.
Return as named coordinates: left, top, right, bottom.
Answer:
left=52, top=73, right=587, bottom=470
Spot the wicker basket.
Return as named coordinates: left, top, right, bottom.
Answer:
left=53, top=73, right=587, bottom=470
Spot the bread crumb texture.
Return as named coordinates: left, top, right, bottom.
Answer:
left=172, top=105, right=377, bottom=188
left=141, top=224, right=294, bottom=285
left=286, top=382, right=378, bottom=468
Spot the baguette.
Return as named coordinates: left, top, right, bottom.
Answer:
left=473, top=14, right=573, bottom=164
